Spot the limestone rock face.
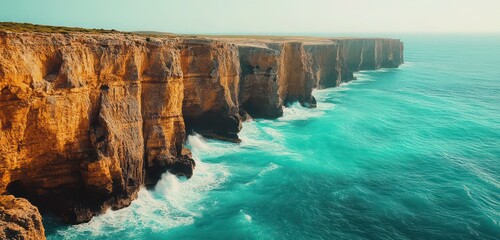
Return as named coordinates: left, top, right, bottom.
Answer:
left=180, top=39, right=242, bottom=142
left=0, top=32, right=193, bottom=223
left=303, top=38, right=404, bottom=89
left=276, top=42, right=315, bottom=108
left=0, top=31, right=404, bottom=232
left=304, top=42, right=341, bottom=89
left=0, top=195, right=45, bottom=240
left=237, top=41, right=317, bottom=118
left=140, top=41, right=188, bottom=185
left=238, top=44, right=282, bottom=118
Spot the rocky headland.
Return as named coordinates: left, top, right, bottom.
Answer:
left=0, top=23, right=403, bottom=239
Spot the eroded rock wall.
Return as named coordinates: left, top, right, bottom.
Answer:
left=276, top=42, right=315, bottom=108
left=304, top=42, right=341, bottom=89
left=237, top=41, right=318, bottom=119
left=304, top=38, right=404, bottom=89
left=0, top=32, right=403, bottom=235
left=0, top=32, right=193, bottom=223
left=238, top=44, right=282, bottom=118
left=0, top=195, right=45, bottom=240
left=180, top=39, right=242, bottom=142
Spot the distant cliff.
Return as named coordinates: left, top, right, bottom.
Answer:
left=0, top=29, right=403, bottom=238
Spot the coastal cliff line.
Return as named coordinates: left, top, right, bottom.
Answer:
left=0, top=28, right=403, bottom=239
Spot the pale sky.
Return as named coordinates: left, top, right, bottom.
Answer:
left=1, top=0, right=499, bottom=33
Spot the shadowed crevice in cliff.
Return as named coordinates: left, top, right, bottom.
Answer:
left=41, top=50, right=63, bottom=84
left=184, top=112, right=242, bottom=142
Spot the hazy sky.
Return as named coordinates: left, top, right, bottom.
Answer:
left=1, top=0, right=499, bottom=33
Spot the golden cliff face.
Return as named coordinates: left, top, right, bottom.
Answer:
left=305, top=38, right=405, bottom=89
left=0, top=31, right=403, bottom=234
left=277, top=42, right=315, bottom=107
left=238, top=41, right=317, bottom=119
left=0, top=195, right=45, bottom=240
left=0, top=32, right=193, bottom=223
left=180, top=39, right=242, bottom=142
left=238, top=43, right=282, bottom=118
left=237, top=38, right=404, bottom=118
left=304, top=42, right=341, bottom=89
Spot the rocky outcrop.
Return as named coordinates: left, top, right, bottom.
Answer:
left=276, top=42, right=316, bottom=108
left=140, top=40, right=190, bottom=185
left=237, top=38, right=403, bottom=118
left=238, top=43, right=282, bottom=118
left=180, top=39, right=242, bottom=142
left=0, top=30, right=403, bottom=237
left=0, top=32, right=194, bottom=223
left=0, top=195, right=45, bottom=240
left=304, top=38, right=404, bottom=89
left=304, top=42, right=341, bottom=89
left=237, top=41, right=317, bottom=119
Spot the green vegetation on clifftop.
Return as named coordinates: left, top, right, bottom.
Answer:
left=0, top=22, right=119, bottom=34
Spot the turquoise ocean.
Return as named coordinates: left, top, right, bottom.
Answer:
left=46, top=34, right=500, bottom=239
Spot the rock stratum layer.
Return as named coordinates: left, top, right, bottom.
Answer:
left=0, top=195, right=45, bottom=240
left=0, top=31, right=403, bottom=237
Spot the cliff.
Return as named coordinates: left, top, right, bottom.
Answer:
left=0, top=195, right=45, bottom=240
left=236, top=37, right=403, bottom=118
left=0, top=28, right=403, bottom=237
left=180, top=39, right=242, bottom=142
left=0, top=32, right=194, bottom=223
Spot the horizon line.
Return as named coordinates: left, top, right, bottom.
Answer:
left=2, top=21, right=499, bottom=35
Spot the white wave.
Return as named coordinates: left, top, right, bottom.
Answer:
left=244, top=214, right=252, bottom=222
left=353, top=73, right=375, bottom=83
left=240, top=123, right=290, bottom=155
left=279, top=103, right=325, bottom=121
left=262, top=127, right=283, bottom=140
left=400, top=61, right=415, bottom=69
left=258, top=163, right=280, bottom=177
left=325, top=82, right=352, bottom=92
left=186, top=129, right=290, bottom=164
left=354, top=72, right=369, bottom=79
left=244, top=163, right=281, bottom=187
left=188, top=133, right=212, bottom=151
left=279, top=99, right=337, bottom=122
left=312, top=88, right=339, bottom=102
left=239, top=209, right=252, bottom=223
left=53, top=157, right=228, bottom=239
left=187, top=134, right=239, bottom=159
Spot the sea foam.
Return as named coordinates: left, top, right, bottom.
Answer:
left=51, top=142, right=229, bottom=239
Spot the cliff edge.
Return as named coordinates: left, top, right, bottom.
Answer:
left=0, top=25, right=403, bottom=238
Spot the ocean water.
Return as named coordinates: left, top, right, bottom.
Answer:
left=45, top=34, right=500, bottom=239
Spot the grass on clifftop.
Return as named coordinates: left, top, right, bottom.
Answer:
left=0, top=22, right=354, bottom=41
left=0, top=22, right=120, bottom=34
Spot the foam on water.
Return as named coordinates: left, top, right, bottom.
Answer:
left=258, top=163, right=280, bottom=176
left=48, top=148, right=229, bottom=239
left=242, top=211, right=252, bottom=223
left=279, top=100, right=335, bottom=122
left=353, top=72, right=372, bottom=81
left=187, top=133, right=243, bottom=159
